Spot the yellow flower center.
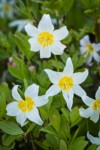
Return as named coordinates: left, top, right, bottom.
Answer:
left=58, top=76, right=74, bottom=92
left=18, top=97, right=34, bottom=112
left=86, top=44, right=94, bottom=54
left=3, top=4, right=12, bottom=12
left=92, top=98, right=100, bottom=113
left=38, top=32, right=54, bottom=48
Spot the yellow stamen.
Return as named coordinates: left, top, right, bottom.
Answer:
left=92, top=98, right=100, bottom=113
left=3, top=4, right=12, bottom=12
left=38, top=32, right=54, bottom=48
left=18, top=97, right=34, bottom=112
left=86, top=44, right=94, bottom=54
left=58, top=76, right=74, bottom=92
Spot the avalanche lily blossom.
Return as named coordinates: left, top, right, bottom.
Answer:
left=87, top=131, right=100, bottom=150
left=0, top=0, right=15, bottom=18
left=45, top=57, right=88, bottom=110
left=6, top=84, right=48, bottom=126
left=79, top=86, right=100, bottom=123
left=80, top=35, right=100, bottom=65
left=25, top=14, right=69, bottom=58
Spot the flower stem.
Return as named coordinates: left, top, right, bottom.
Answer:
left=54, top=55, right=59, bottom=72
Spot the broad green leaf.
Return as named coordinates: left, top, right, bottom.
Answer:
left=87, top=144, right=97, bottom=150
left=14, top=32, right=34, bottom=60
left=0, top=93, right=6, bottom=117
left=0, top=121, right=24, bottom=135
left=60, top=115, right=70, bottom=139
left=70, top=107, right=82, bottom=127
left=2, top=134, right=20, bottom=146
left=0, top=83, right=10, bottom=100
left=49, top=107, right=60, bottom=132
left=60, top=139, right=67, bottom=150
left=68, top=136, right=88, bottom=150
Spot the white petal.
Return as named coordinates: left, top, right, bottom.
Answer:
left=63, top=57, right=74, bottom=76
left=16, top=112, right=26, bottom=126
left=25, top=84, right=39, bottom=99
left=73, top=85, right=86, bottom=98
left=38, top=14, right=54, bottom=32
left=40, top=47, right=51, bottom=58
left=79, top=107, right=93, bottom=118
left=50, top=41, right=66, bottom=55
left=87, top=132, right=100, bottom=145
left=46, top=85, right=61, bottom=97
left=82, top=95, right=94, bottom=106
left=92, top=43, right=100, bottom=52
left=35, top=95, right=48, bottom=107
left=26, top=107, right=43, bottom=125
left=97, top=146, right=100, bottom=150
left=6, top=102, right=20, bottom=116
left=80, top=35, right=90, bottom=46
left=86, top=55, right=93, bottom=65
left=44, top=69, right=62, bottom=84
left=28, top=38, right=40, bottom=52
left=62, top=89, right=74, bottom=111
left=53, top=26, right=69, bottom=41
left=93, top=52, right=100, bottom=62
left=12, top=85, right=22, bottom=101
left=90, top=111, right=99, bottom=123
left=72, top=69, right=88, bottom=84
left=80, top=46, right=86, bottom=54
left=95, top=87, right=100, bottom=99
left=25, top=23, right=39, bottom=37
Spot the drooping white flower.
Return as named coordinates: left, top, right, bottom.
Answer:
left=0, top=0, right=15, bottom=19
left=25, top=14, right=69, bottom=58
left=9, top=19, right=32, bottom=31
left=79, top=35, right=100, bottom=65
left=87, top=131, right=100, bottom=150
left=6, top=84, right=48, bottom=126
left=79, top=86, right=100, bottom=123
left=45, top=57, right=88, bottom=110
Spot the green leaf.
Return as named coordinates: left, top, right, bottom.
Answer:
left=60, top=139, right=67, bottom=150
left=49, top=107, right=60, bottom=132
left=0, top=83, right=10, bottom=100
left=0, top=121, right=24, bottom=135
left=0, top=93, right=6, bottom=117
left=14, top=32, right=34, bottom=60
left=2, top=134, right=20, bottom=146
left=87, top=144, right=97, bottom=150
left=70, top=107, right=82, bottom=127
left=60, top=115, right=70, bottom=139
left=68, top=136, right=88, bottom=150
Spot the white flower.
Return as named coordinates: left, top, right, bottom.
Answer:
left=45, top=57, right=88, bottom=110
left=9, top=19, right=32, bottom=31
left=0, top=0, right=15, bottom=19
left=87, top=131, right=100, bottom=150
left=25, top=14, right=69, bottom=58
left=80, top=35, right=100, bottom=65
left=79, top=86, right=100, bottom=123
left=6, top=84, right=48, bottom=126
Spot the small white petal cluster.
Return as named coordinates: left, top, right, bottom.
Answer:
left=80, top=35, right=100, bottom=65
left=45, top=57, right=88, bottom=110
left=9, top=19, right=32, bottom=31
left=79, top=87, right=100, bottom=123
left=87, top=131, right=100, bottom=150
left=6, top=84, right=48, bottom=126
left=25, top=14, right=69, bottom=58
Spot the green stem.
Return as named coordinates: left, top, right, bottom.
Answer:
left=30, top=134, right=35, bottom=150
left=54, top=55, right=59, bottom=72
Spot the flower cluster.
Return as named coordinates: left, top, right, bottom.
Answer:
left=6, top=14, right=100, bottom=148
